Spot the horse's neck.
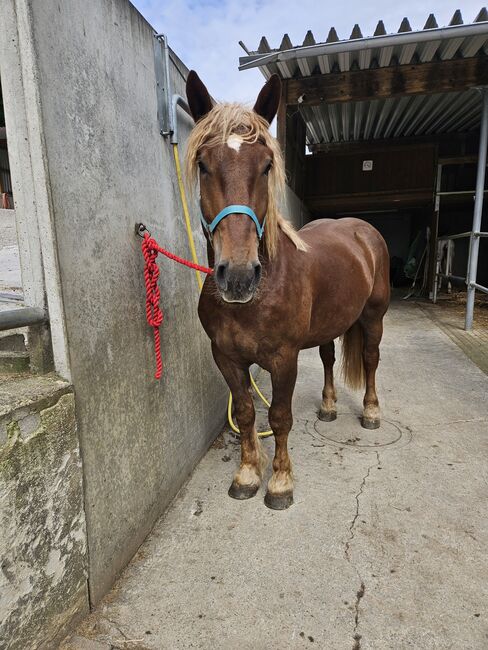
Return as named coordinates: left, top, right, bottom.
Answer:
left=262, top=227, right=288, bottom=276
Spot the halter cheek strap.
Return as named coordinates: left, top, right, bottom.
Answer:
left=200, top=205, right=266, bottom=240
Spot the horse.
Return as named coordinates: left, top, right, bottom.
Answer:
left=185, top=71, right=390, bottom=510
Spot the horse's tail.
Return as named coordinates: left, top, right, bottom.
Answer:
left=341, top=321, right=365, bottom=390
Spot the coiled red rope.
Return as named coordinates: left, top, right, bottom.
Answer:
left=140, top=229, right=213, bottom=379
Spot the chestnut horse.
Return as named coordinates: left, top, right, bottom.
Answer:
left=186, top=71, right=390, bottom=510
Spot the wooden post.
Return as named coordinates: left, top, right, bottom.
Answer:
left=277, top=82, right=287, bottom=155
left=277, top=82, right=306, bottom=199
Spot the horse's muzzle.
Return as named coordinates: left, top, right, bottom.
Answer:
left=215, top=260, right=262, bottom=303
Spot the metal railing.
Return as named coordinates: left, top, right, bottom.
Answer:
left=432, top=87, right=488, bottom=330
left=433, top=231, right=488, bottom=301
left=0, top=306, right=47, bottom=332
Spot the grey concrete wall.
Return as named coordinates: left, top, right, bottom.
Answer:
left=0, top=376, right=89, bottom=649
left=21, top=0, right=227, bottom=603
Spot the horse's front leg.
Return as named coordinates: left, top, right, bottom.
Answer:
left=265, top=350, right=298, bottom=511
left=212, top=344, right=266, bottom=500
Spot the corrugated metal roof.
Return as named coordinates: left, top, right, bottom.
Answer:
left=239, top=9, right=488, bottom=145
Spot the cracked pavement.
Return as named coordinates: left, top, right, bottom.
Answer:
left=62, top=302, right=488, bottom=650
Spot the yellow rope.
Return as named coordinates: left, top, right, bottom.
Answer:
left=172, top=144, right=203, bottom=291
left=172, top=142, right=273, bottom=438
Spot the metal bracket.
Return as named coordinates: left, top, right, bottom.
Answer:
left=153, top=34, right=171, bottom=136
left=135, top=222, right=149, bottom=238
left=153, top=34, right=194, bottom=143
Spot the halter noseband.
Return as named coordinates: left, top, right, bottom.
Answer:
left=200, top=205, right=266, bottom=241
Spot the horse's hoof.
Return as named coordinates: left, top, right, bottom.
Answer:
left=361, top=417, right=380, bottom=430
left=264, top=491, right=294, bottom=510
left=318, top=409, right=337, bottom=422
left=228, top=482, right=259, bottom=500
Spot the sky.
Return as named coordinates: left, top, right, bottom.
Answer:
left=131, top=0, right=485, bottom=104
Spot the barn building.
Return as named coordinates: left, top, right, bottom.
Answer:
left=239, top=9, right=488, bottom=328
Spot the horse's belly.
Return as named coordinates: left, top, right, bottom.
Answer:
left=302, top=276, right=371, bottom=347
left=301, top=314, right=359, bottom=349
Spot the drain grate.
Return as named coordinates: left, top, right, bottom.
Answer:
left=310, top=414, right=410, bottom=450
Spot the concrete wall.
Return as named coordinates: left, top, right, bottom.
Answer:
left=1, top=0, right=227, bottom=607
left=0, top=376, right=89, bottom=649
left=0, top=1, right=305, bottom=632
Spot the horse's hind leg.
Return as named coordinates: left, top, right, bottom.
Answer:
left=318, top=341, right=337, bottom=422
left=359, top=309, right=385, bottom=430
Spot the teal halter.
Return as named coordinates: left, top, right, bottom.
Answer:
left=200, top=205, right=266, bottom=240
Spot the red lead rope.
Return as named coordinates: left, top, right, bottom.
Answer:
left=141, top=230, right=213, bottom=379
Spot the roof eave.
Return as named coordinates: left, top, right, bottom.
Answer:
left=239, top=21, right=488, bottom=71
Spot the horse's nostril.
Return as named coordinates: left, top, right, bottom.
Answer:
left=253, top=261, right=262, bottom=286
left=215, top=261, right=229, bottom=290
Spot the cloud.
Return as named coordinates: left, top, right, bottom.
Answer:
left=131, top=0, right=485, bottom=104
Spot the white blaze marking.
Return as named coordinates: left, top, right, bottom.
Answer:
left=227, top=134, right=243, bottom=152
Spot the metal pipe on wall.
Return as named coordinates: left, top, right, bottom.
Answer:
left=0, top=306, right=46, bottom=331
left=155, top=34, right=194, bottom=144
left=465, top=87, right=488, bottom=330
left=170, top=94, right=193, bottom=144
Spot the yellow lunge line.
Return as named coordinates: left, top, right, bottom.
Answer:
left=172, top=142, right=273, bottom=438
left=227, top=374, right=273, bottom=438
left=173, top=144, right=203, bottom=291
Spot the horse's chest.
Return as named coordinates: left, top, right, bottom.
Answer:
left=214, top=318, right=278, bottom=361
left=199, top=298, right=284, bottom=362
left=215, top=324, right=255, bottom=357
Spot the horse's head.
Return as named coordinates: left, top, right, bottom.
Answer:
left=186, top=71, right=282, bottom=303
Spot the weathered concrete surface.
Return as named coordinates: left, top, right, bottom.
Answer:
left=0, top=207, right=20, bottom=293
left=7, top=0, right=228, bottom=604
left=62, top=302, right=488, bottom=650
left=0, top=209, right=17, bottom=249
left=0, top=246, right=20, bottom=291
left=0, top=375, right=89, bottom=649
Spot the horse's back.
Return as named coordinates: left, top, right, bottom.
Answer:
left=300, top=216, right=387, bottom=268
left=300, top=217, right=386, bottom=250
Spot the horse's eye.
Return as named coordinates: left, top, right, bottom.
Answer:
left=198, top=160, right=208, bottom=175
left=263, top=162, right=273, bottom=176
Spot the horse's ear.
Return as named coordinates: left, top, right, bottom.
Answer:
left=253, top=74, right=281, bottom=125
left=186, top=70, right=213, bottom=122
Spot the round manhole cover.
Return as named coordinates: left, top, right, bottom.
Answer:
left=311, top=414, right=406, bottom=449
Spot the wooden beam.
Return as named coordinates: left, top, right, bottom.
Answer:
left=438, top=155, right=482, bottom=165
left=308, top=132, right=479, bottom=155
left=306, top=190, right=434, bottom=215
left=285, top=56, right=488, bottom=106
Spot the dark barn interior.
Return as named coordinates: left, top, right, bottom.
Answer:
left=239, top=9, right=488, bottom=316
left=0, top=78, right=13, bottom=209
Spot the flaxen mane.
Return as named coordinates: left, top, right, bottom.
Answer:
left=185, top=102, right=308, bottom=259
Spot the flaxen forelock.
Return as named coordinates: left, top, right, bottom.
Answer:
left=185, top=102, right=308, bottom=258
